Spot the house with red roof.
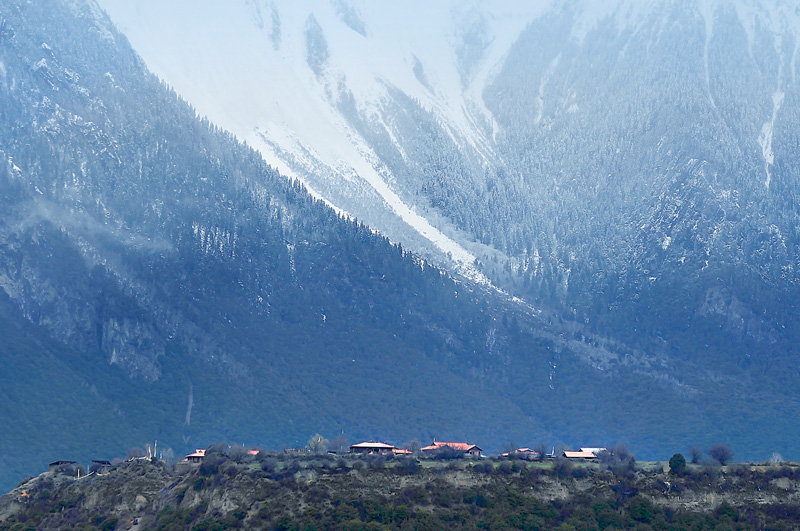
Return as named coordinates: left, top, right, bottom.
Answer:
left=421, top=440, right=482, bottom=458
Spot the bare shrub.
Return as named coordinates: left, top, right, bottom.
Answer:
left=708, top=443, right=733, bottom=466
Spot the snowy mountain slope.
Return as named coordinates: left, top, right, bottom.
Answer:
left=94, top=0, right=800, bottom=387
left=0, top=0, right=572, bottom=489
left=95, top=0, right=800, bottom=276
left=95, top=0, right=549, bottom=278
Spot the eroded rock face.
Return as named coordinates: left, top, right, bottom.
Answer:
left=100, top=317, right=162, bottom=381
left=0, top=221, right=164, bottom=380
left=699, top=286, right=777, bottom=344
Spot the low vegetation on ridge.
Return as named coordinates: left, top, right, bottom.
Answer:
left=2, top=443, right=800, bottom=530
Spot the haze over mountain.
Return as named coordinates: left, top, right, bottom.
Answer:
left=1, top=0, right=800, bottom=492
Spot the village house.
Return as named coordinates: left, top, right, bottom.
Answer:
left=563, top=450, right=597, bottom=459
left=421, top=441, right=482, bottom=458
left=184, top=449, right=206, bottom=463
left=580, top=447, right=607, bottom=455
left=501, top=448, right=540, bottom=460
left=564, top=447, right=607, bottom=459
left=349, top=441, right=396, bottom=455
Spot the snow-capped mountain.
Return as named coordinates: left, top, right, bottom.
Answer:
left=97, top=0, right=800, bottom=346
left=95, top=0, right=800, bottom=274
left=0, top=0, right=562, bottom=488
left=98, top=0, right=528, bottom=279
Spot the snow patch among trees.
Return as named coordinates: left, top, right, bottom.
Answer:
left=759, top=88, right=784, bottom=188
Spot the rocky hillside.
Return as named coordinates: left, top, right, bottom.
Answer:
left=2, top=451, right=800, bottom=530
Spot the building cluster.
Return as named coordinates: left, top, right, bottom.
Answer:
left=44, top=443, right=608, bottom=475
left=499, top=446, right=608, bottom=460
left=178, top=442, right=607, bottom=463
left=348, top=440, right=481, bottom=458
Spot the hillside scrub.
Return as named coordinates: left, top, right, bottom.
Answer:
left=3, top=455, right=800, bottom=530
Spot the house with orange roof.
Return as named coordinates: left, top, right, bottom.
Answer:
left=421, top=440, right=482, bottom=458
left=562, top=447, right=607, bottom=459
left=563, top=450, right=597, bottom=459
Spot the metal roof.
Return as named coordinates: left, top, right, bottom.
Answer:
left=580, top=447, right=607, bottom=454
left=564, top=451, right=598, bottom=459
left=185, top=449, right=207, bottom=459
left=350, top=441, right=395, bottom=449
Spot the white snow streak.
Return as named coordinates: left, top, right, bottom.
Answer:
left=184, top=383, right=194, bottom=427
left=759, top=88, right=784, bottom=189
left=95, top=0, right=530, bottom=281
left=536, top=54, right=561, bottom=124
left=758, top=33, right=785, bottom=190
left=699, top=2, right=716, bottom=108
left=249, top=114, right=489, bottom=282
